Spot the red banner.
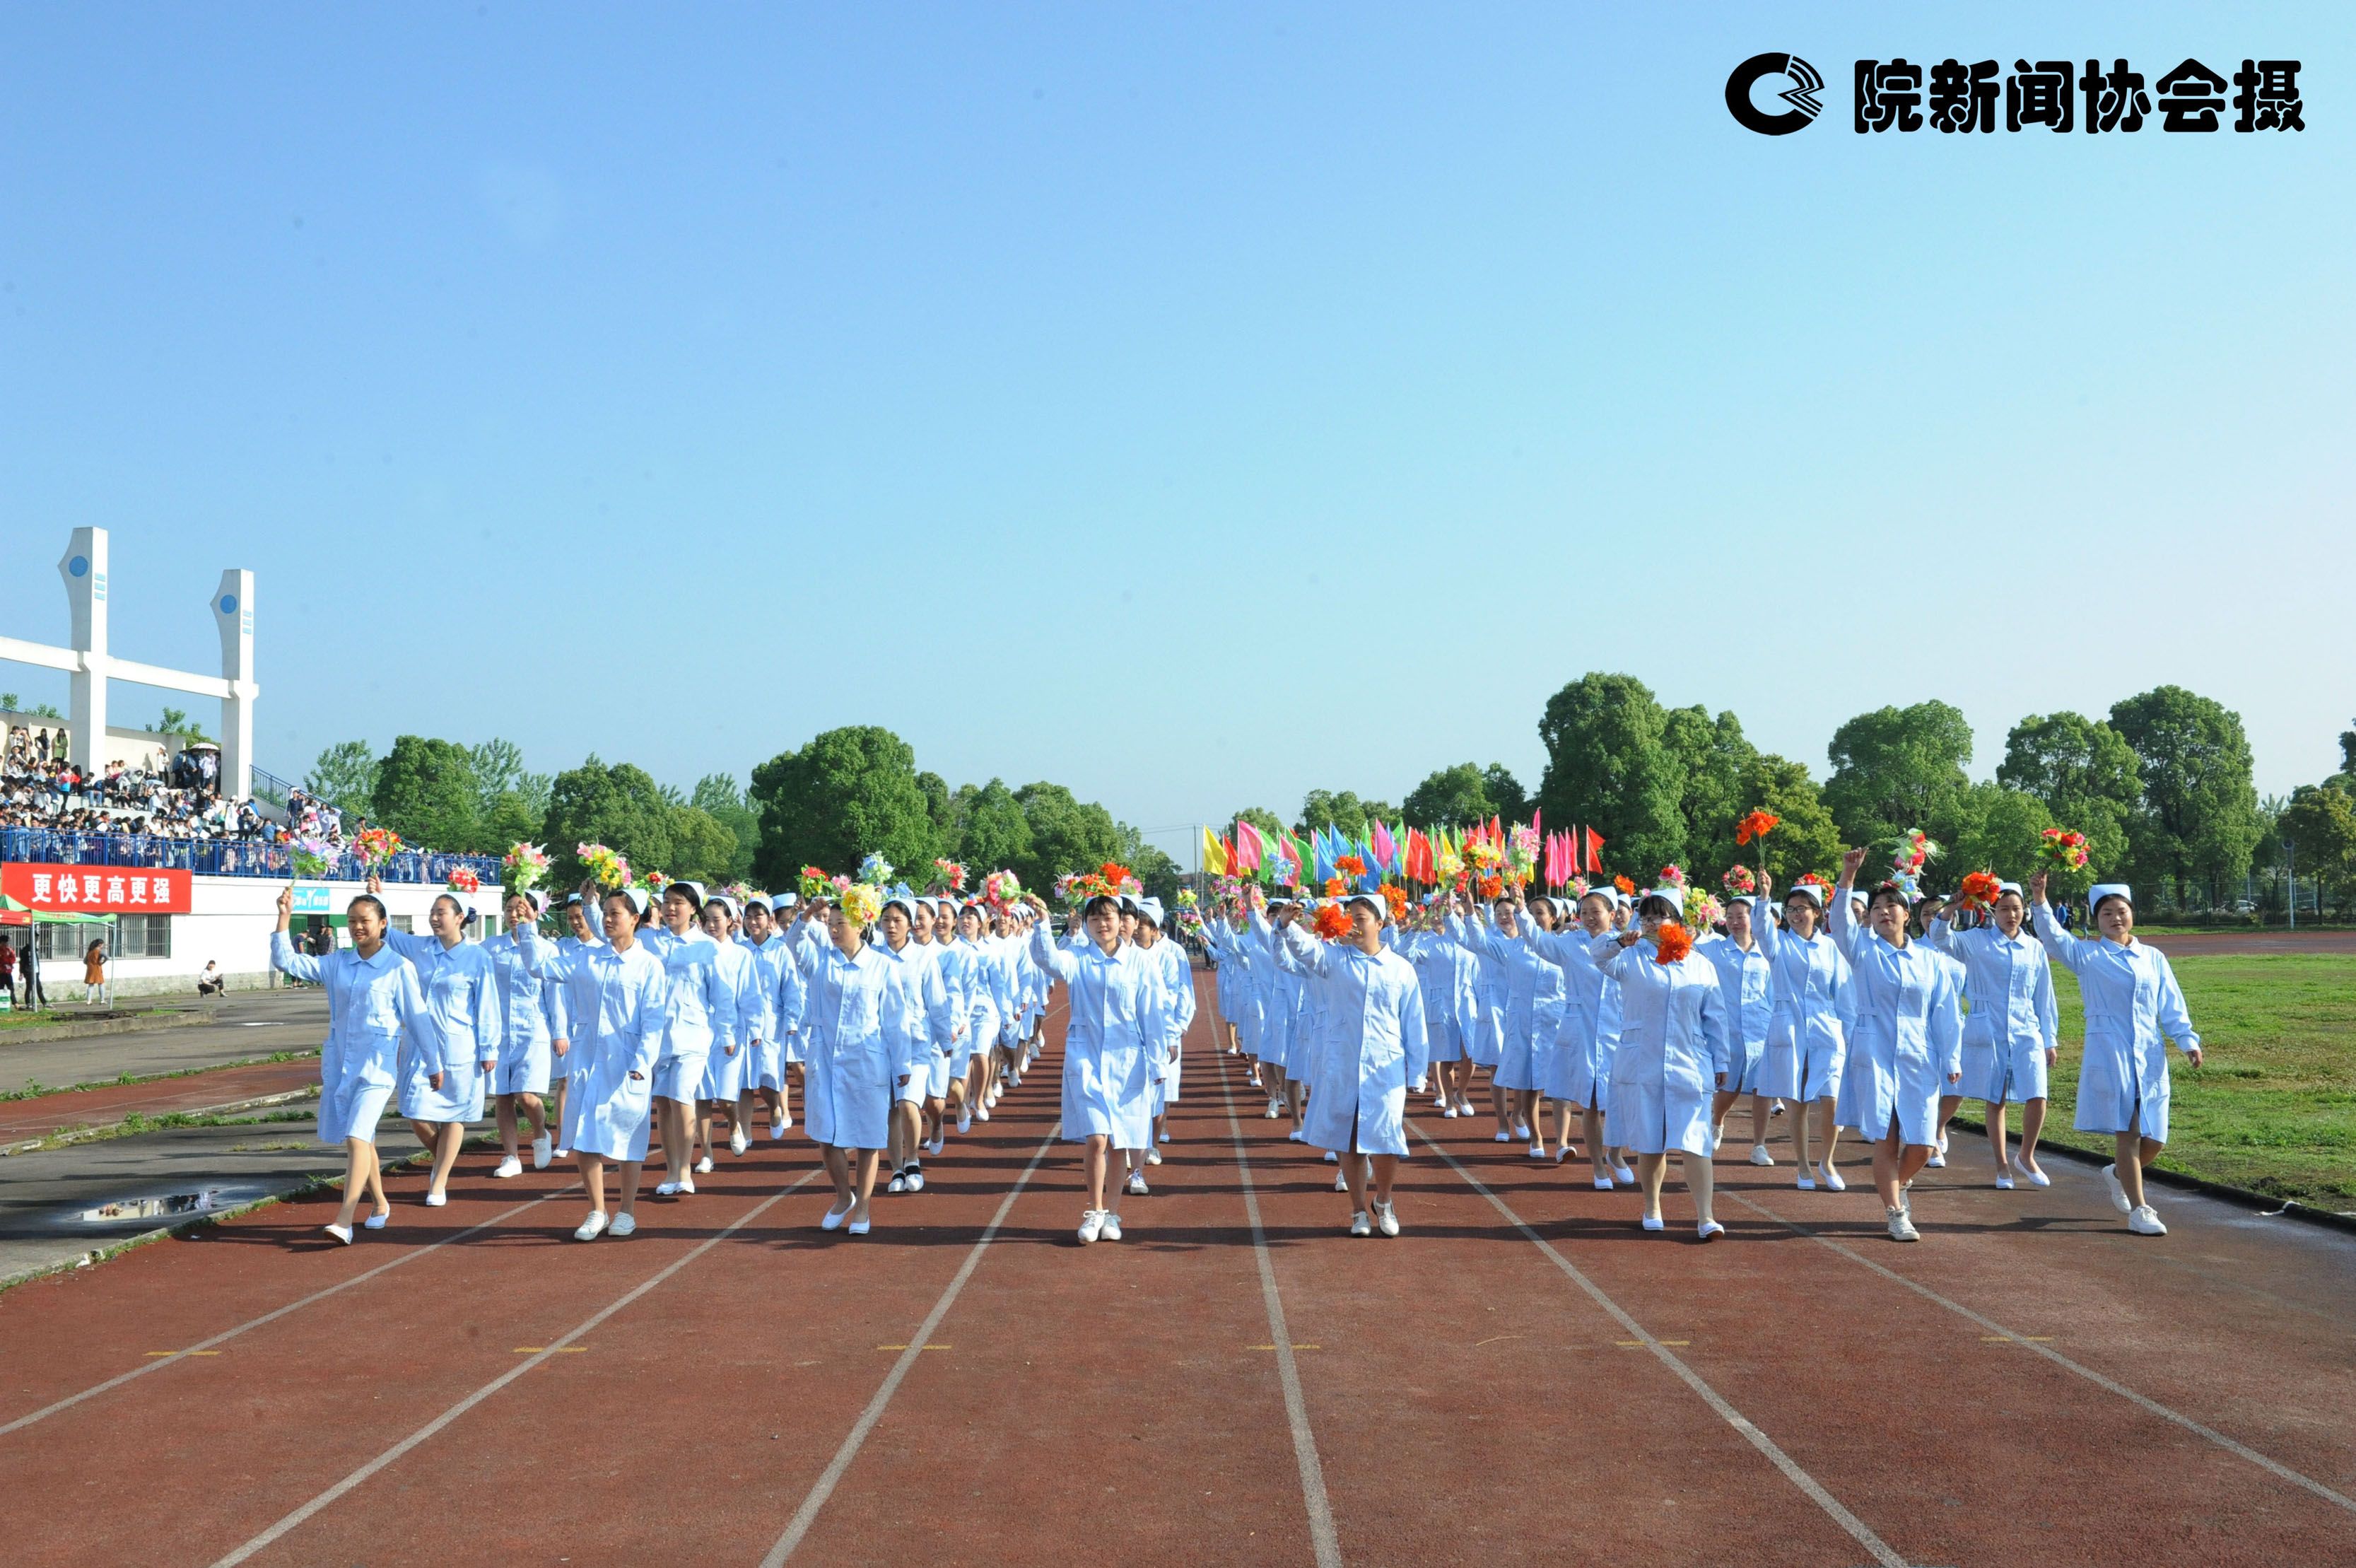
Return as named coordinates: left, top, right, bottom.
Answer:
left=1, top=862, right=193, bottom=914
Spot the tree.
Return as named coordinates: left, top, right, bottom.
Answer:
left=1402, top=764, right=1496, bottom=829
left=1113, top=824, right=1184, bottom=903
left=1014, top=782, right=1125, bottom=893
left=1694, top=752, right=1839, bottom=890
left=1482, top=764, right=1530, bottom=825
left=1298, top=790, right=1395, bottom=841
left=371, top=735, right=479, bottom=851
left=2278, top=784, right=2356, bottom=915
left=2109, top=686, right=2265, bottom=906
left=1535, top=672, right=1687, bottom=878
left=916, top=771, right=955, bottom=841
left=1997, top=712, right=2140, bottom=883
left=667, top=806, right=742, bottom=884
left=2331, top=718, right=2356, bottom=793
left=153, top=706, right=210, bottom=743
left=1663, top=706, right=1756, bottom=884
left=1227, top=805, right=1288, bottom=839
left=303, top=740, right=381, bottom=817
left=954, top=778, right=1035, bottom=874
left=748, top=726, right=940, bottom=888
left=690, top=773, right=761, bottom=882
left=541, top=755, right=684, bottom=887
left=1946, top=783, right=2058, bottom=888
left=1822, top=701, right=1976, bottom=848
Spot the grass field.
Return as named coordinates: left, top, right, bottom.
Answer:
left=1974, top=952, right=2356, bottom=1212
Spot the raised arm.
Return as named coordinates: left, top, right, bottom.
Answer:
left=1273, top=916, right=1332, bottom=978
left=1026, top=903, right=1081, bottom=984
left=1921, top=912, right=1963, bottom=959
left=268, top=929, right=324, bottom=986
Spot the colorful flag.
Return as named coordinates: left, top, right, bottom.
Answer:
left=1202, top=827, right=1228, bottom=877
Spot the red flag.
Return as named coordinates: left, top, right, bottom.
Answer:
left=1583, top=826, right=1608, bottom=874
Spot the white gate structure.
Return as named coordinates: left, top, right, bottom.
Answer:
left=0, top=527, right=257, bottom=800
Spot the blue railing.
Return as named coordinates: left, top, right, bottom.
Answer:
left=0, top=827, right=503, bottom=886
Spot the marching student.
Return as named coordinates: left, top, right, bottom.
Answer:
left=1521, top=884, right=1627, bottom=1188
left=1699, top=893, right=1775, bottom=1166
left=696, top=894, right=770, bottom=1166
left=483, top=890, right=558, bottom=1177
left=1024, top=891, right=1161, bottom=1244
left=269, top=884, right=426, bottom=1243
left=1133, top=897, right=1192, bottom=1163
left=546, top=894, right=602, bottom=1159
left=1752, top=875, right=1853, bottom=1190
left=876, top=891, right=955, bottom=1195
left=368, top=875, right=503, bottom=1208
left=1598, top=886, right=1733, bottom=1239
left=1925, top=882, right=2059, bottom=1188
left=792, top=880, right=899, bottom=1235
left=2029, top=872, right=2202, bottom=1236
left=1829, top=849, right=1964, bottom=1243
left=645, top=882, right=733, bottom=1199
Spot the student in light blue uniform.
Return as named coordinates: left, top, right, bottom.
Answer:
left=1829, top=849, right=1965, bottom=1244
left=913, top=896, right=973, bottom=1157
left=1520, top=884, right=1627, bottom=1188
left=739, top=894, right=801, bottom=1140
left=696, top=895, right=770, bottom=1165
left=544, top=894, right=602, bottom=1157
left=1698, top=894, right=1775, bottom=1166
left=1926, top=881, right=2059, bottom=1190
left=2030, top=874, right=2202, bottom=1237
left=1599, top=887, right=1734, bottom=1239
left=1446, top=896, right=1545, bottom=1149
left=1250, top=894, right=1311, bottom=1130
left=517, top=887, right=667, bottom=1240
left=484, top=889, right=558, bottom=1178
left=1400, top=907, right=1478, bottom=1119
left=875, top=891, right=955, bottom=1193
left=1752, top=877, right=1853, bottom=1190
left=269, top=884, right=428, bottom=1243
left=792, top=886, right=900, bottom=1234
left=1269, top=887, right=1429, bottom=1237
left=1135, top=897, right=1193, bottom=1159
left=637, top=882, right=732, bottom=1199
left=370, top=880, right=503, bottom=1209
left=1026, top=891, right=1163, bottom=1245
left=951, top=900, right=1007, bottom=1133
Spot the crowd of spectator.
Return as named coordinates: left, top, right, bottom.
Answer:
left=0, top=748, right=269, bottom=843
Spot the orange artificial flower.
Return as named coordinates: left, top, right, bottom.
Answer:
left=1477, top=874, right=1504, bottom=900
left=1335, top=854, right=1368, bottom=879
left=1734, top=809, right=1781, bottom=846
left=1612, top=874, right=1635, bottom=895
left=1381, top=884, right=1408, bottom=921
left=1957, top=870, right=2004, bottom=911
left=1323, top=876, right=1347, bottom=897
left=1313, top=903, right=1352, bottom=940
left=1653, top=920, right=1693, bottom=964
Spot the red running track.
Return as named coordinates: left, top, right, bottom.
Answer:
left=0, top=1058, right=320, bottom=1142
left=0, top=975, right=2352, bottom=1566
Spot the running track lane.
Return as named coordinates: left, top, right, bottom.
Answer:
left=756, top=983, right=1337, bottom=1566
left=0, top=1058, right=322, bottom=1142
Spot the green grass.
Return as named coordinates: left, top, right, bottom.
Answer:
left=0, top=1005, right=178, bottom=1031
left=1978, top=952, right=2356, bottom=1211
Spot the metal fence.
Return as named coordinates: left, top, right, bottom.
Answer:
left=0, top=826, right=503, bottom=886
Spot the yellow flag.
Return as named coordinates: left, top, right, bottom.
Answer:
left=1201, top=826, right=1229, bottom=876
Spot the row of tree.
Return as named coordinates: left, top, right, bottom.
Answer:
left=2275, top=721, right=2356, bottom=915
left=1229, top=675, right=2297, bottom=913
left=301, top=725, right=1180, bottom=903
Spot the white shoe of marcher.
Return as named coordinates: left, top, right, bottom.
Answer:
left=1640, top=1215, right=1665, bottom=1233
left=778, top=1112, right=794, bottom=1130
left=906, top=1167, right=926, bottom=1193
left=1593, top=1175, right=1615, bottom=1190
left=1887, top=1207, right=1920, bottom=1242
left=730, top=1128, right=749, bottom=1157
left=1795, top=1173, right=1817, bottom=1191
left=1125, top=1171, right=1149, bottom=1196
left=821, top=1203, right=850, bottom=1231
left=1819, top=1164, right=1846, bottom=1191
left=1441, top=1105, right=1459, bottom=1119
left=1696, top=1219, right=1725, bottom=1241
left=609, top=1212, right=637, bottom=1238
left=1926, top=1149, right=1947, bottom=1169
left=1288, top=1129, right=1306, bottom=1143
left=679, top=1176, right=696, bottom=1195
left=1158, top=1129, right=1171, bottom=1144
left=1434, top=1094, right=1448, bottom=1111
left=2102, top=1164, right=2132, bottom=1213
left=958, top=1111, right=973, bottom=1134
left=1145, top=1149, right=1163, bottom=1166
left=1527, top=1145, right=1548, bottom=1159
left=1513, top=1122, right=1532, bottom=1140
left=423, top=1191, right=447, bottom=1207
left=1100, top=1212, right=1124, bottom=1242
left=554, top=1147, right=570, bottom=1159
left=2128, top=1204, right=2167, bottom=1236
left=927, top=1137, right=945, bottom=1157
left=1749, top=1145, right=1775, bottom=1167
left=1322, top=1149, right=1338, bottom=1163
left=694, top=1157, right=714, bottom=1175
left=363, top=1211, right=390, bottom=1230
left=1494, top=1130, right=1511, bottom=1143
left=573, top=1211, right=609, bottom=1241
left=1077, top=1209, right=1105, bottom=1245
left=1349, top=1211, right=1372, bottom=1237
left=1335, top=1171, right=1350, bottom=1192
left=532, top=1134, right=551, bottom=1171
left=1612, top=1162, right=1637, bottom=1184
left=656, top=1181, right=680, bottom=1197
left=493, top=1157, right=524, bottom=1179
left=324, top=1222, right=354, bottom=1245
left=976, top=1106, right=991, bottom=1122
left=1373, top=1200, right=1400, bottom=1238
left=1995, top=1172, right=2015, bottom=1190
left=2010, top=1152, right=2050, bottom=1188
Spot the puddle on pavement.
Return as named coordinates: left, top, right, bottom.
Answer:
left=77, top=1190, right=240, bottom=1222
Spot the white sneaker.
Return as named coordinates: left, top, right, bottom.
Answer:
left=975, top=1106, right=991, bottom=1122
left=2010, top=1152, right=2050, bottom=1188
left=493, top=1156, right=524, bottom=1179
left=1441, top=1105, right=1459, bottom=1119
left=1373, top=1200, right=1400, bottom=1238
left=906, top=1167, right=926, bottom=1193
left=1077, top=1209, right=1105, bottom=1245
left=1697, top=1219, right=1725, bottom=1241
left=324, top=1222, right=353, bottom=1245
left=423, top=1191, right=447, bottom=1207
left=1287, top=1129, right=1306, bottom=1143
left=1411, top=1077, right=1428, bottom=1094
left=1593, top=1174, right=1615, bottom=1190
left=1158, top=1129, right=1171, bottom=1144
left=1795, top=1173, right=1816, bottom=1191
left=1100, top=1212, right=1124, bottom=1242
left=926, top=1137, right=945, bottom=1157
left=1494, top=1130, right=1511, bottom=1143
left=1640, top=1215, right=1665, bottom=1232
left=1434, top=1095, right=1448, bottom=1111
left=769, top=1121, right=787, bottom=1141
left=821, top=1203, right=850, bottom=1231
left=553, top=1147, right=570, bottom=1159
left=1323, top=1149, right=1338, bottom=1163
left=887, top=1171, right=908, bottom=1194
left=532, top=1133, right=551, bottom=1171
left=1265, top=1099, right=1281, bottom=1119
left=1887, top=1207, right=1920, bottom=1242
left=1125, top=1171, right=1149, bottom=1196
left=1527, top=1145, right=1548, bottom=1159
left=1349, top=1211, right=1373, bottom=1237
left=2102, top=1164, right=2132, bottom=1213
left=1513, top=1122, right=1532, bottom=1140
left=1335, top=1170, right=1350, bottom=1191
left=678, top=1176, right=696, bottom=1195
left=1994, top=1172, right=2015, bottom=1190
left=730, top=1128, right=749, bottom=1157
left=2128, top=1204, right=2167, bottom=1236
left=694, top=1156, right=714, bottom=1175
left=656, top=1181, right=681, bottom=1197
left=1749, top=1145, right=1774, bottom=1167
left=1818, top=1164, right=1846, bottom=1192
left=573, top=1211, right=609, bottom=1241
left=958, top=1110, right=973, bottom=1134
left=362, top=1211, right=389, bottom=1230
left=778, top=1111, right=793, bottom=1130
left=1926, top=1149, right=1947, bottom=1169
left=610, top=1212, right=637, bottom=1238
left=1145, top=1148, right=1162, bottom=1166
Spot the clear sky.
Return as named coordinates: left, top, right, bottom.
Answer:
left=4, top=4, right=2349, bottom=866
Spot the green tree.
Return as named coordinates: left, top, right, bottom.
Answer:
left=541, top=756, right=682, bottom=887
left=1402, top=763, right=1496, bottom=829
left=954, top=778, right=1035, bottom=874
left=372, top=736, right=479, bottom=851
left=690, top=773, right=761, bottom=882
left=1227, top=805, right=1288, bottom=839
left=1997, top=712, right=2139, bottom=882
left=748, top=726, right=940, bottom=888
left=1113, top=824, right=1184, bottom=903
left=153, top=706, right=211, bottom=743
left=1663, top=706, right=1756, bottom=884
left=1482, top=764, right=1530, bottom=825
left=2280, top=784, right=2356, bottom=915
left=2330, top=718, right=2356, bottom=793
left=667, top=806, right=742, bottom=884
left=916, top=770, right=955, bottom=842
left=1297, top=790, right=1394, bottom=842
left=1014, top=781, right=1125, bottom=892
left=1688, top=751, right=1839, bottom=891
left=2109, top=686, right=2266, bottom=906
left=303, top=739, right=381, bottom=818
left=1822, top=701, right=1976, bottom=849
left=1535, top=672, right=1687, bottom=878
left=1946, top=783, right=2058, bottom=888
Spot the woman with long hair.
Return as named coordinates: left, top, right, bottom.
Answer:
left=2029, top=874, right=2201, bottom=1235
left=1828, top=849, right=1964, bottom=1242
left=1751, top=875, right=1852, bottom=1190
left=1926, top=882, right=2059, bottom=1188
left=269, top=886, right=424, bottom=1242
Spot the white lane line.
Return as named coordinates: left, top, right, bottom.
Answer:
left=1723, top=1188, right=2356, bottom=1518
left=1219, top=1050, right=1344, bottom=1568
left=761, top=1122, right=1063, bottom=1566
left=0, top=1182, right=577, bottom=1438
left=1411, top=1123, right=1911, bottom=1568
left=207, top=1169, right=819, bottom=1568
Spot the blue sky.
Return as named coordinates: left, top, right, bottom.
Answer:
left=3, top=4, right=2348, bottom=865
